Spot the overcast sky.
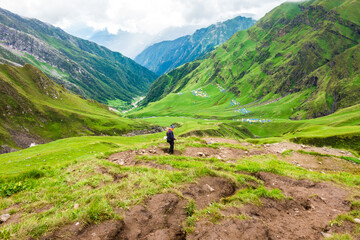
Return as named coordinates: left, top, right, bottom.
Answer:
left=0, top=0, right=300, bottom=58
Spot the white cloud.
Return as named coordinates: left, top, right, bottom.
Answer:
left=0, top=0, right=300, bottom=34
left=0, top=0, right=302, bottom=57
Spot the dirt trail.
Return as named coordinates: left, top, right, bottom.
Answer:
left=188, top=172, right=352, bottom=240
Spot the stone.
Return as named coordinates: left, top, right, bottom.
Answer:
left=354, top=218, right=360, bottom=224
left=321, top=232, right=333, bottom=238
left=207, top=141, right=215, bottom=145
left=205, top=184, right=215, bottom=192
left=198, top=152, right=205, bottom=157
left=0, top=214, right=10, bottom=222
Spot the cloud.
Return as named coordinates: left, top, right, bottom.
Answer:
left=0, top=0, right=302, bottom=57
left=0, top=0, right=300, bottom=35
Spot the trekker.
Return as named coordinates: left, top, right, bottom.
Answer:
left=166, top=124, right=176, bottom=154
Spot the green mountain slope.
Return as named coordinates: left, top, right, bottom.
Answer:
left=135, top=16, right=256, bottom=75
left=0, top=64, right=147, bottom=153
left=137, top=0, right=360, bottom=119
left=0, top=8, right=157, bottom=103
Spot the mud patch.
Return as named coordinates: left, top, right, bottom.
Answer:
left=0, top=204, right=22, bottom=226
left=282, top=151, right=360, bottom=174
left=41, top=220, right=123, bottom=240
left=45, top=176, right=236, bottom=240
left=203, top=137, right=240, bottom=145
left=108, top=148, right=176, bottom=171
left=119, top=193, right=187, bottom=240
left=118, top=176, right=236, bottom=240
left=182, top=176, right=236, bottom=208
left=183, top=147, right=265, bottom=160
left=188, top=172, right=351, bottom=240
left=264, top=142, right=355, bottom=157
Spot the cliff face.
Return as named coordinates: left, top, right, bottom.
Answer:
left=135, top=16, right=256, bottom=76
left=0, top=8, right=157, bottom=103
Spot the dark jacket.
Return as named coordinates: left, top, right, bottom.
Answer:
left=167, top=128, right=175, bottom=141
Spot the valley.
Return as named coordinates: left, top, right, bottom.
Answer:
left=0, top=0, right=360, bottom=239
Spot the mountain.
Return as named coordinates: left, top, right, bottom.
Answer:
left=137, top=0, right=360, bottom=119
left=0, top=8, right=157, bottom=104
left=0, top=64, right=147, bottom=153
left=134, top=16, right=256, bottom=76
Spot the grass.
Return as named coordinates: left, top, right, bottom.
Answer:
left=0, top=1, right=360, bottom=238
left=0, top=64, right=149, bottom=150
left=1, top=117, right=360, bottom=239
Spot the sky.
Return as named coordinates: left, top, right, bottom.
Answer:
left=0, top=0, right=300, bottom=58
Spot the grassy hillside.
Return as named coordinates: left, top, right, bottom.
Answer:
left=138, top=0, right=360, bottom=119
left=0, top=64, right=148, bottom=152
left=0, top=8, right=157, bottom=104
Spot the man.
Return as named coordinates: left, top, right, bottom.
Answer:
left=166, top=124, right=176, bottom=154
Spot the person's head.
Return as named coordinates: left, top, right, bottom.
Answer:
left=170, top=124, right=175, bottom=129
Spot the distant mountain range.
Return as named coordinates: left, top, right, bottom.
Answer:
left=0, top=8, right=157, bottom=103
left=135, top=16, right=256, bottom=76
left=140, top=0, right=360, bottom=119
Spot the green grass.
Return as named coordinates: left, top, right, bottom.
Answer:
left=137, top=0, right=359, bottom=121
left=1, top=0, right=360, bottom=238
left=0, top=64, right=149, bottom=150
left=1, top=117, right=360, bottom=239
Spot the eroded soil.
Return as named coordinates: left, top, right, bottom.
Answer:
left=36, top=138, right=360, bottom=239
left=42, top=176, right=236, bottom=240
left=188, top=172, right=352, bottom=240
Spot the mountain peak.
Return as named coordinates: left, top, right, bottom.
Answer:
left=135, top=15, right=256, bottom=76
